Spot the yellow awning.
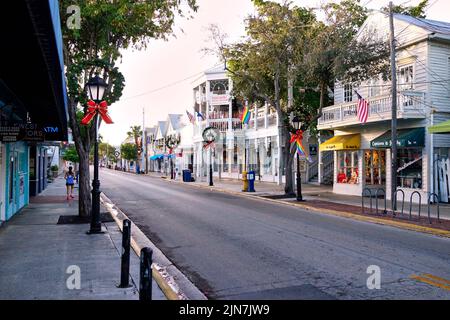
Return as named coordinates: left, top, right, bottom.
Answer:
left=319, top=134, right=360, bottom=151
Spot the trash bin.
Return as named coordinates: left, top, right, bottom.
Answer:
left=247, top=171, right=256, bottom=192
left=182, top=170, right=192, bottom=182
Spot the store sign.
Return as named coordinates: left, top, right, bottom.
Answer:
left=0, top=123, right=45, bottom=142
left=210, top=93, right=230, bottom=106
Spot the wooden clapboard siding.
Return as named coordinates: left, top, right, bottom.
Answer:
left=429, top=42, right=450, bottom=147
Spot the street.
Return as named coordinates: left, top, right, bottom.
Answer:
left=100, top=169, right=450, bottom=300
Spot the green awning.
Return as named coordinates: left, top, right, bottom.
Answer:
left=370, top=127, right=425, bottom=148
left=428, top=120, right=450, bottom=134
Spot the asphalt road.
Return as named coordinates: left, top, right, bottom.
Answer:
left=100, top=169, right=450, bottom=300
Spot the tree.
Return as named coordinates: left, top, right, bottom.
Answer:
left=383, top=0, right=429, bottom=18
left=207, top=0, right=389, bottom=194
left=206, top=1, right=317, bottom=194
left=127, top=125, right=143, bottom=171
left=120, top=143, right=137, bottom=170
left=60, top=0, right=198, bottom=217
left=63, top=146, right=80, bottom=163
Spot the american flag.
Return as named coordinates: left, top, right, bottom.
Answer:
left=186, top=110, right=195, bottom=124
left=196, top=111, right=205, bottom=121
left=355, top=91, right=369, bottom=123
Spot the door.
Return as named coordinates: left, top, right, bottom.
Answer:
left=8, top=152, right=19, bottom=217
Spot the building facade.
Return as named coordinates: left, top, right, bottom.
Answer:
left=318, top=12, right=450, bottom=203
left=145, top=66, right=319, bottom=185
left=0, top=0, right=68, bottom=224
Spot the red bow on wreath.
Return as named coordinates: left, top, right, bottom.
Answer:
left=81, top=100, right=114, bottom=125
left=203, top=141, right=215, bottom=149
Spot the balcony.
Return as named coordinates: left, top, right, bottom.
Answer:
left=317, top=92, right=426, bottom=130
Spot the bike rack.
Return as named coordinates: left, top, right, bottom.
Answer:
left=362, top=188, right=373, bottom=215
left=375, top=188, right=387, bottom=215
left=427, top=193, right=441, bottom=224
left=409, top=191, right=421, bottom=221
left=393, top=189, right=405, bottom=217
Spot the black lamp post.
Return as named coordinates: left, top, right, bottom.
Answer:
left=86, top=74, right=107, bottom=234
left=292, top=116, right=304, bottom=202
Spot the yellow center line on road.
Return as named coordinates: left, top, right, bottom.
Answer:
left=410, top=274, right=450, bottom=291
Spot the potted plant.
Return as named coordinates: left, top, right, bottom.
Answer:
left=51, top=165, right=59, bottom=178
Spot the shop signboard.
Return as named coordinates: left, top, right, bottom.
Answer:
left=210, top=93, right=230, bottom=106
left=0, top=123, right=45, bottom=142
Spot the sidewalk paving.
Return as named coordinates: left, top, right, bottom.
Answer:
left=0, top=176, right=165, bottom=300
left=146, top=171, right=450, bottom=221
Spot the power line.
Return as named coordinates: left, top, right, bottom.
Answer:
left=121, top=63, right=223, bottom=101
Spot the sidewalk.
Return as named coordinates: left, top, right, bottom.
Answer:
left=147, top=171, right=450, bottom=221
left=0, top=176, right=165, bottom=300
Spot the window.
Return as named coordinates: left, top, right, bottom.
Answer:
left=343, top=84, right=353, bottom=103
left=399, top=65, right=414, bottom=107
left=364, top=150, right=386, bottom=185
left=399, top=65, right=414, bottom=90
left=397, top=148, right=423, bottom=189
left=337, top=151, right=359, bottom=184
left=369, top=78, right=381, bottom=98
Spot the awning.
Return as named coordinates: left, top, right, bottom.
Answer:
left=428, top=120, right=450, bottom=134
left=0, top=0, right=68, bottom=141
left=150, top=154, right=164, bottom=160
left=370, top=127, right=425, bottom=148
left=319, top=134, right=360, bottom=151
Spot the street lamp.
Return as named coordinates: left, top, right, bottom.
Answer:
left=292, top=116, right=304, bottom=202
left=86, top=74, right=107, bottom=234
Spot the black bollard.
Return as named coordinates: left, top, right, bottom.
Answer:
left=118, top=219, right=132, bottom=288
left=139, top=247, right=153, bottom=301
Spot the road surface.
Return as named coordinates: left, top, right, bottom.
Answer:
left=100, top=169, right=450, bottom=300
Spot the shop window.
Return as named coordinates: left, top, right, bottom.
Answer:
left=337, top=151, right=359, bottom=184
left=397, top=148, right=423, bottom=189
left=343, top=84, right=353, bottom=103
left=364, top=150, right=386, bottom=185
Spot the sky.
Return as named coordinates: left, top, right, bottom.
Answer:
left=99, top=0, right=449, bottom=146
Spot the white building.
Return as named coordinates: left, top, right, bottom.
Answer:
left=318, top=13, right=450, bottom=203
left=190, top=66, right=318, bottom=183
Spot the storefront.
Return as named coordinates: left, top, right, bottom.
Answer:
left=371, top=127, right=426, bottom=200
left=0, top=0, right=68, bottom=223
left=320, top=127, right=426, bottom=201
left=320, top=134, right=362, bottom=196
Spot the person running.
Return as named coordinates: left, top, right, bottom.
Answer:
left=65, top=166, right=75, bottom=200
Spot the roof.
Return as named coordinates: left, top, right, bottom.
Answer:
left=394, top=14, right=450, bottom=35
left=145, top=126, right=157, bottom=136
left=156, top=121, right=168, bottom=138
left=205, top=64, right=226, bottom=75
left=167, top=114, right=183, bottom=131
left=357, top=12, right=450, bottom=45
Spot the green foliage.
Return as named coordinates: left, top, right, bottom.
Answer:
left=120, top=143, right=137, bottom=161
left=51, top=165, right=59, bottom=171
left=127, top=126, right=143, bottom=145
left=63, top=146, right=80, bottom=163
left=384, top=0, right=429, bottom=18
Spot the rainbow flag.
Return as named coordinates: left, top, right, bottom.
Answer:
left=291, top=130, right=312, bottom=163
left=241, top=105, right=250, bottom=125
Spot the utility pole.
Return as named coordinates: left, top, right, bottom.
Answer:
left=143, top=107, right=148, bottom=174
left=389, top=1, right=398, bottom=211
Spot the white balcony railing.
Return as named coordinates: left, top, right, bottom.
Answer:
left=318, top=92, right=426, bottom=130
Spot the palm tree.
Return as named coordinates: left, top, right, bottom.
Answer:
left=127, top=126, right=142, bottom=172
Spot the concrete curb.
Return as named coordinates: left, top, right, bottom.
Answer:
left=100, top=192, right=208, bottom=301
left=161, top=177, right=450, bottom=239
